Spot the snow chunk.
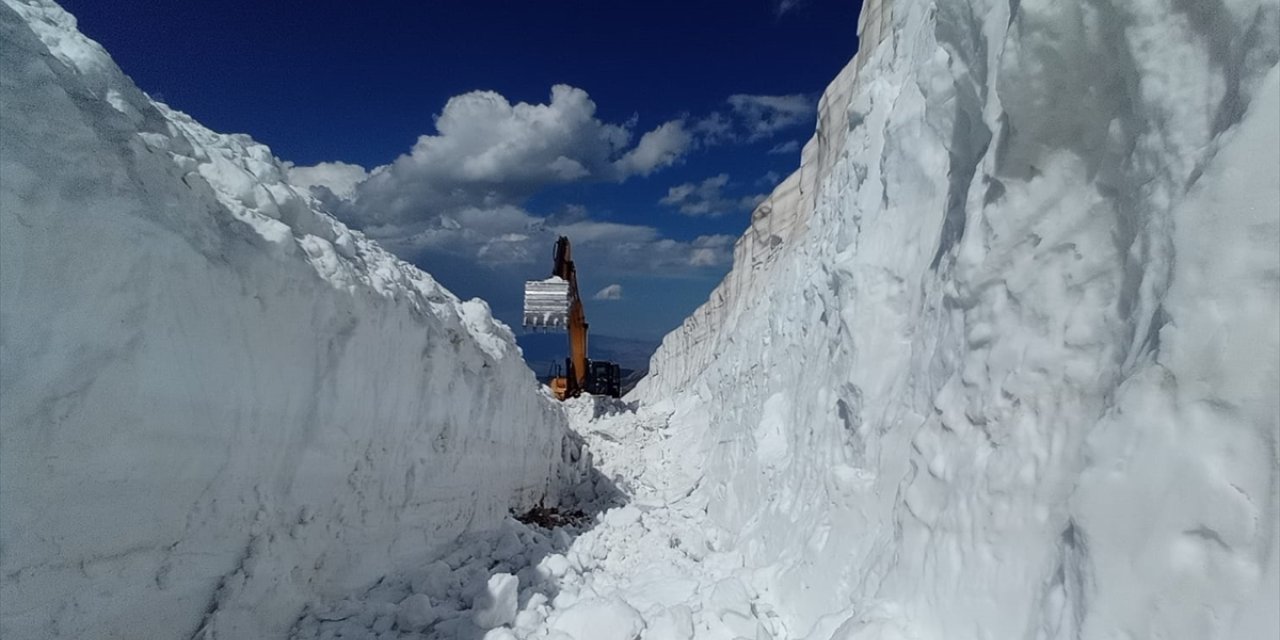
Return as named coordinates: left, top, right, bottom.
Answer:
left=755, top=392, right=790, bottom=468
left=603, top=505, right=643, bottom=528
left=472, top=573, right=520, bottom=629
left=550, top=598, right=645, bottom=640
left=644, top=604, right=695, bottom=640
left=396, top=594, right=437, bottom=632
left=537, top=553, right=573, bottom=580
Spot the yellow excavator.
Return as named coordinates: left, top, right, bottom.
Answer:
left=522, top=236, right=621, bottom=400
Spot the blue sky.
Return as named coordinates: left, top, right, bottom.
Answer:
left=63, top=0, right=863, bottom=340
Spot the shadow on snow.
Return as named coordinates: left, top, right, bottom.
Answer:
left=290, top=421, right=628, bottom=640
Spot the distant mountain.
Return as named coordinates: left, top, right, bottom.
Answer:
left=619, top=367, right=648, bottom=397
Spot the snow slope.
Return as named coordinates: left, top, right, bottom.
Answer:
left=0, top=2, right=583, bottom=638
left=636, top=0, right=1280, bottom=637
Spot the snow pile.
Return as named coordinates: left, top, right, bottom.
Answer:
left=637, top=0, right=1280, bottom=638
left=0, top=2, right=581, bottom=638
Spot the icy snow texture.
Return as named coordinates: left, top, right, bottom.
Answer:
left=637, top=0, right=1280, bottom=637
left=0, top=2, right=582, bottom=638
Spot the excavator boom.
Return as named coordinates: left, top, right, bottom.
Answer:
left=521, top=237, right=621, bottom=400
left=552, top=238, right=590, bottom=397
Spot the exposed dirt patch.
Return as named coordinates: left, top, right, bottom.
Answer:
left=514, top=504, right=589, bottom=529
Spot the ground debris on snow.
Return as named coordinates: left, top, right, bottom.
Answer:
left=514, top=505, right=590, bottom=530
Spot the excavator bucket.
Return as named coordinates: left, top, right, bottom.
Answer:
left=523, top=276, right=570, bottom=329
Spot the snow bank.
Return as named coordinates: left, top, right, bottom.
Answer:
left=0, top=2, right=581, bottom=638
left=636, top=0, right=1280, bottom=637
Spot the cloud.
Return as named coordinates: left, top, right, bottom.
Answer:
left=775, top=0, right=808, bottom=15
left=342, top=200, right=737, bottom=336
left=692, top=112, right=735, bottom=145
left=552, top=219, right=659, bottom=245
left=286, top=85, right=748, bottom=333
left=360, top=204, right=733, bottom=282
left=687, top=96, right=814, bottom=147
left=347, top=85, right=689, bottom=227
left=687, top=234, right=735, bottom=267
left=727, top=93, right=815, bottom=141
left=758, top=170, right=783, bottom=186
left=615, top=120, right=693, bottom=176
left=360, top=204, right=541, bottom=265
left=286, top=161, right=369, bottom=200
left=661, top=173, right=729, bottom=216
left=593, top=284, right=624, bottom=300
left=739, top=193, right=768, bottom=210
left=542, top=222, right=730, bottom=272
left=660, top=174, right=762, bottom=217
left=767, top=140, right=801, bottom=155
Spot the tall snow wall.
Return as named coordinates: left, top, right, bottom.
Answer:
left=635, top=0, right=1280, bottom=637
left=0, top=2, right=580, bottom=638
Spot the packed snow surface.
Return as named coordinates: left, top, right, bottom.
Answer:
left=291, top=398, right=791, bottom=640
left=0, top=2, right=583, bottom=638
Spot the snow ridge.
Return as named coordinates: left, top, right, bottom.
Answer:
left=636, top=0, right=1280, bottom=638
left=0, top=1, right=580, bottom=638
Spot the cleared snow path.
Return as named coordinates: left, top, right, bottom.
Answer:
left=293, top=397, right=788, bottom=640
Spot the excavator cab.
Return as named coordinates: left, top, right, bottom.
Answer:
left=582, top=360, right=622, bottom=397
left=541, top=358, right=618, bottom=400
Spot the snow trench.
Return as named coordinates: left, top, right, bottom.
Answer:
left=3, top=0, right=1279, bottom=638
left=262, top=0, right=1280, bottom=635
left=0, top=2, right=588, bottom=638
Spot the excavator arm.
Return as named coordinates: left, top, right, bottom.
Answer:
left=552, top=237, right=590, bottom=397
left=523, top=236, right=621, bottom=400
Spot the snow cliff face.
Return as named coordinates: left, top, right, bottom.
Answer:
left=0, top=2, right=580, bottom=638
left=636, top=0, right=1280, bottom=637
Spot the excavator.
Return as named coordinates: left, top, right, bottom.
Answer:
left=522, top=236, right=622, bottom=400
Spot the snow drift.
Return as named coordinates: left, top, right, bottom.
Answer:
left=636, top=0, right=1280, bottom=637
left=0, top=2, right=581, bottom=638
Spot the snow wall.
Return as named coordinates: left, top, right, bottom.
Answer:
left=635, top=0, right=1280, bottom=637
left=0, top=2, right=582, bottom=638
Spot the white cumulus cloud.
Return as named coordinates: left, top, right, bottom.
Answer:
left=687, top=95, right=814, bottom=147
left=687, top=234, right=735, bottom=267
left=286, top=161, right=369, bottom=201
left=361, top=204, right=734, bottom=286
left=775, top=0, right=808, bottom=16
left=660, top=174, right=763, bottom=217
left=616, top=120, right=693, bottom=177
left=767, top=140, right=801, bottom=155
left=281, top=86, right=739, bottom=319
left=348, top=85, right=689, bottom=227
left=692, top=112, right=736, bottom=145
left=728, top=93, right=815, bottom=141
left=593, top=284, right=624, bottom=300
